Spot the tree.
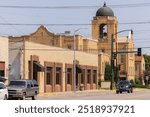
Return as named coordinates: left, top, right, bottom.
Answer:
left=104, top=64, right=111, bottom=81
left=143, top=55, right=150, bottom=85
left=143, top=54, right=150, bottom=70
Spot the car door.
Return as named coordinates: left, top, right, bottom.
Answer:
left=0, top=83, right=4, bottom=100
left=26, top=81, right=33, bottom=97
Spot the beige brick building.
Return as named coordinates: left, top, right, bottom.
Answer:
left=9, top=3, right=142, bottom=92
left=135, top=56, right=145, bottom=82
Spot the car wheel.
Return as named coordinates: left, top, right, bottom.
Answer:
left=116, top=91, right=119, bottom=94
left=32, top=94, right=37, bottom=100
left=127, top=90, right=130, bottom=93
left=4, top=94, right=7, bottom=100
left=131, top=90, right=133, bottom=93
left=120, top=91, right=122, bottom=93
left=22, top=93, right=26, bottom=100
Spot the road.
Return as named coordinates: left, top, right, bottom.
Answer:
left=38, top=89, right=150, bottom=100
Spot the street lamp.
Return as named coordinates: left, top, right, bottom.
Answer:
left=110, top=29, right=133, bottom=90
left=73, top=28, right=86, bottom=92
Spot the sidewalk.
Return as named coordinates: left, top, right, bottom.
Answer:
left=38, top=88, right=148, bottom=97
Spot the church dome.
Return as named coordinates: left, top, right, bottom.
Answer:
left=96, top=3, right=114, bottom=17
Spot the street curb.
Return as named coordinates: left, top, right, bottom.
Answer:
left=38, top=89, right=114, bottom=97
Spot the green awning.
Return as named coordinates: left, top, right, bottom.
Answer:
left=33, top=62, right=45, bottom=72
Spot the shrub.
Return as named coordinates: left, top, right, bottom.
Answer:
left=134, top=78, right=142, bottom=85
left=130, top=79, right=134, bottom=86
left=133, top=84, right=147, bottom=88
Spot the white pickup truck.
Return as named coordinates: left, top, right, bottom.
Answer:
left=8, top=79, right=39, bottom=100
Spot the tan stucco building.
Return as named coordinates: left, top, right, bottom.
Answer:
left=9, top=3, right=142, bottom=92
left=135, top=56, right=145, bottom=82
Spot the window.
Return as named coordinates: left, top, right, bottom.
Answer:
left=135, top=64, right=140, bottom=71
left=0, top=61, right=5, bottom=77
left=56, top=67, right=61, bottom=85
left=81, top=69, right=85, bottom=84
left=102, top=62, right=104, bottom=73
left=93, top=70, right=97, bottom=84
left=135, top=64, right=137, bottom=71
left=46, top=67, right=52, bottom=85
left=87, top=70, right=91, bottom=84
left=41, top=32, right=43, bottom=36
left=67, top=45, right=72, bottom=49
left=0, top=70, right=4, bottom=77
left=9, top=81, right=26, bottom=87
left=121, top=54, right=124, bottom=63
left=67, top=68, right=72, bottom=84
left=102, top=49, right=105, bottom=53
left=99, top=24, right=107, bottom=38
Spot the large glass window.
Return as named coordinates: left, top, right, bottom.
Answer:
left=46, top=67, right=52, bottom=85
left=93, top=70, right=97, bottom=84
left=81, top=69, right=85, bottom=84
left=67, top=68, right=72, bottom=84
left=121, top=54, right=124, bottom=63
left=87, top=70, right=91, bottom=84
left=56, top=67, right=61, bottom=85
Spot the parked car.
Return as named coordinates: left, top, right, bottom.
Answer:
left=0, top=76, right=8, bottom=83
left=116, top=80, right=133, bottom=94
left=0, top=82, right=8, bottom=100
left=7, top=79, right=39, bottom=100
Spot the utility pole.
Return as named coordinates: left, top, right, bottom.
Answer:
left=110, top=34, right=114, bottom=90
left=110, top=29, right=133, bottom=90
left=73, top=28, right=86, bottom=92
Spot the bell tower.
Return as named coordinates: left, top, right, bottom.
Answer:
left=92, top=3, right=118, bottom=55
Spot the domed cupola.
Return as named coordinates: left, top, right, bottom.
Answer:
left=96, top=2, right=114, bottom=17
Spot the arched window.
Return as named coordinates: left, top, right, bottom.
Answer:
left=99, top=24, right=107, bottom=38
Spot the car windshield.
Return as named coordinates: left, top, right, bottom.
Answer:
left=9, top=81, right=26, bottom=87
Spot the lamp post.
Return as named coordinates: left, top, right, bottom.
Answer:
left=110, top=29, right=133, bottom=90
left=73, top=28, right=86, bottom=92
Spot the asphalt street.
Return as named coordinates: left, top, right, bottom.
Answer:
left=37, top=89, right=150, bottom=100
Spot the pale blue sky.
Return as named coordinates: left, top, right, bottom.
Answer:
left=0, top=0, right=150, bottom=54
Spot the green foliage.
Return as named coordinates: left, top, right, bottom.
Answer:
left=144, top=54, right=150, bottom=70
left=134, top=78, right=142, bottom=85
left=133, top=84, right=147, bottom=88
left=104, top=64, right=111, bottom=81
left=130, top=78, right=146, bottom=88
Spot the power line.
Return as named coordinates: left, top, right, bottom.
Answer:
left=9, top=46, right=150, bottom=51
left=120, top=21, right=150, bottom=25
left=1, top=21, right=150, bottom=26
left=0, top=23, right=90, bottom=26
left=0, top=16, right=25, bottom=35
left=1, top=3, right=150, bottom=9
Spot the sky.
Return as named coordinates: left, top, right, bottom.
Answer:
left=0, top=0, right=150, bottom=54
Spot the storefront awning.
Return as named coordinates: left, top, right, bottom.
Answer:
left=33, top=62, right=45, bottom=72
